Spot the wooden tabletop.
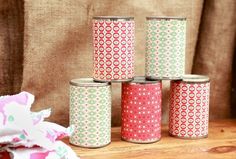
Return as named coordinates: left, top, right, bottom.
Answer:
left=64, top=120, right=236, bottom=159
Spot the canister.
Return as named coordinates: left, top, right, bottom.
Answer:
left=121, top=77, right=162, bottom=143
left=69, top=78, right=111, bottom=148
left=145, top=16, right=186, bottom=80
left=93, top=16, right=135, bottom=82
left=169, top=74, right=210, bottom=139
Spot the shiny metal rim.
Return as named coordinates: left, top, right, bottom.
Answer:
left=146, top=16, right=186, bottom=20
left=93, top=16, right=134, bottom=21
left=169, top=133, right=208, bottom=139
left=146, top=76, right=183, bottom=80
left=70, top=78, right=110, bottom=87
left=121, top=137, right=160, bottom=144
left=124, top=76, right=160, bottom=84
left=181, top=74, right=210, bottom=83
left=93, top=78, right=134, bottom=83
left=69, top=141, right=111, bottom=149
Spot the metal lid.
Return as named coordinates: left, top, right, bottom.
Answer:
left=146, top=16, right=186, bottom=20
left=181, top=74, right=210, bottom=83
left=70, top=78, right=109, bottom=87
left=127, top=76, right=160, bottom=84
left=93, top=16, right=134, bottom=21
left=146, top=76, right=182, bottom=80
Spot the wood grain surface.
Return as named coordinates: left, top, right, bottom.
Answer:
left=64, top=120, right=236, bottom=159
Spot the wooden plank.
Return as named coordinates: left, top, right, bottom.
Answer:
left=64, top=120, right=236, bottom=159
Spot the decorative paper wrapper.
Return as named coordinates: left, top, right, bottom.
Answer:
left=121, top=80, right=162, bottom=143
left=145, top=17, right=186, bottom=79
left=70, top=79, right=111, bottom=148
left=1, top=141, right=77, bottom=159
left=169, top=79, right=210, bottom=138
left=93, top=17, right=135, bottom=82
left=0, top=92, right=79, bottom=159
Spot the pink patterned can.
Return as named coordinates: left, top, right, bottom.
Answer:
left=121, top=77, right=162, bottom=143
left=93, top=16, right=135, bottom=82
left=169, top=74, right=210, bottom=139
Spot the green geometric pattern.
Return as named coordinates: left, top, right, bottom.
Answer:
left=69, top=85, right=111, bottom=147
left=145, top=19, right=186, bottom=79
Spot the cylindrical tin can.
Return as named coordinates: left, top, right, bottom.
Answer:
left=145, top=16, right=186, bottom=80
left=169, top=74, right=210, bottom=139
left=121, top=77, right=162, bottom=143
left=93, top=16, right=135, bottom=82
left=69, top=78, right=111, bottom=148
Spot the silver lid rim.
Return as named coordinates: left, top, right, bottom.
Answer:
left=93, top=16, right=134, bottom=21
left=70, top=78, right=110, bottom=87
left=125, top=76, right=160, bottom=84
left=146, top=76, right=182, bottom=80
left=94, top=78, right=133, bottom=83
left=146, top=16, right=186, bottom=20
left=181, top=74, right=210, bottom=83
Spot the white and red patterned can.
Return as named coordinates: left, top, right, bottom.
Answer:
left=69, top=78, right=111, bottom=148
left=121, top=77, right=162, bottom=143
left=169, top=74, right=210, bottom=139
left=145, top=17, right=186, bottom=80
left=93, top=16, right=135, bottom=82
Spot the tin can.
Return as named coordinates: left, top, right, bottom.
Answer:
left=121, top=77, right=162, bottom=143
left=145, top=16, right=186, bottom=80
left=169, top=74, right=210, bottom=139
left=69, top=78, right=111, bottom=148
left=93, top=16, right=135, bottom=82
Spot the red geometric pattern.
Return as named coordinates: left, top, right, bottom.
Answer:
left=121, top=82, right=162, bottom=142
left=169, top=81, right=210, bottom=138
left=93, top=19, right=135, bottom=81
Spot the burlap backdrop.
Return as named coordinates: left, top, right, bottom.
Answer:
left=0, top=0, right=23, bottom=95
left=0, top=0, right=235, bottom=126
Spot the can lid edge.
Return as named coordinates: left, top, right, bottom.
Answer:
left=70, top=78, right=110, bottom=87
left=93, top=16, right=134, bottom=20
left=180, top=74, right=210, bottom=83
left=146, top=16, right=186, bottom=20
left=124, top=76, right=161, bottom=84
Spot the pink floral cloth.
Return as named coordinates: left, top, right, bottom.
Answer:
left=0, top=92, right=79, bottom=159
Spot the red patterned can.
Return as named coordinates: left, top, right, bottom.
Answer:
left=121, top=77, right=162, bottom=143
left=169, top=74, right=210, bottom=139
left=93, top=16, right=135, bottom=82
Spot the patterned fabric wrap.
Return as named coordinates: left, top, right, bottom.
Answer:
left=69, top=84, right=111, bottom=147
left=2, top=141, right=78, bottom=159
left=93, top=18, right=135, bottom=81
left=169, top=81, right=210, bottom=138
left=121, top=82, right=162, bottom=143
left=0, top=92, right=78, bottom=159
left=145, top=18, right=186, bottom=79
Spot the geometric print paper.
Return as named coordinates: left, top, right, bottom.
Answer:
left=69, top=85, right=111, bottom=147
left=169, top=81, right=210, bottom=138
left=121, top=82, right=162, bottom=143
left=93, top=19, right=135, bottom=81
left=145, top=18, right=186, bottom=79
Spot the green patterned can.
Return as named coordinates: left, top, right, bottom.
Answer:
left=69, top=78, right=111, bottom=148
left=145, top=17, right=186, bottom=80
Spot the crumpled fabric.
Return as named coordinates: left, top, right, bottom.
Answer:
left=0, top=92, right=79, bottom=159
